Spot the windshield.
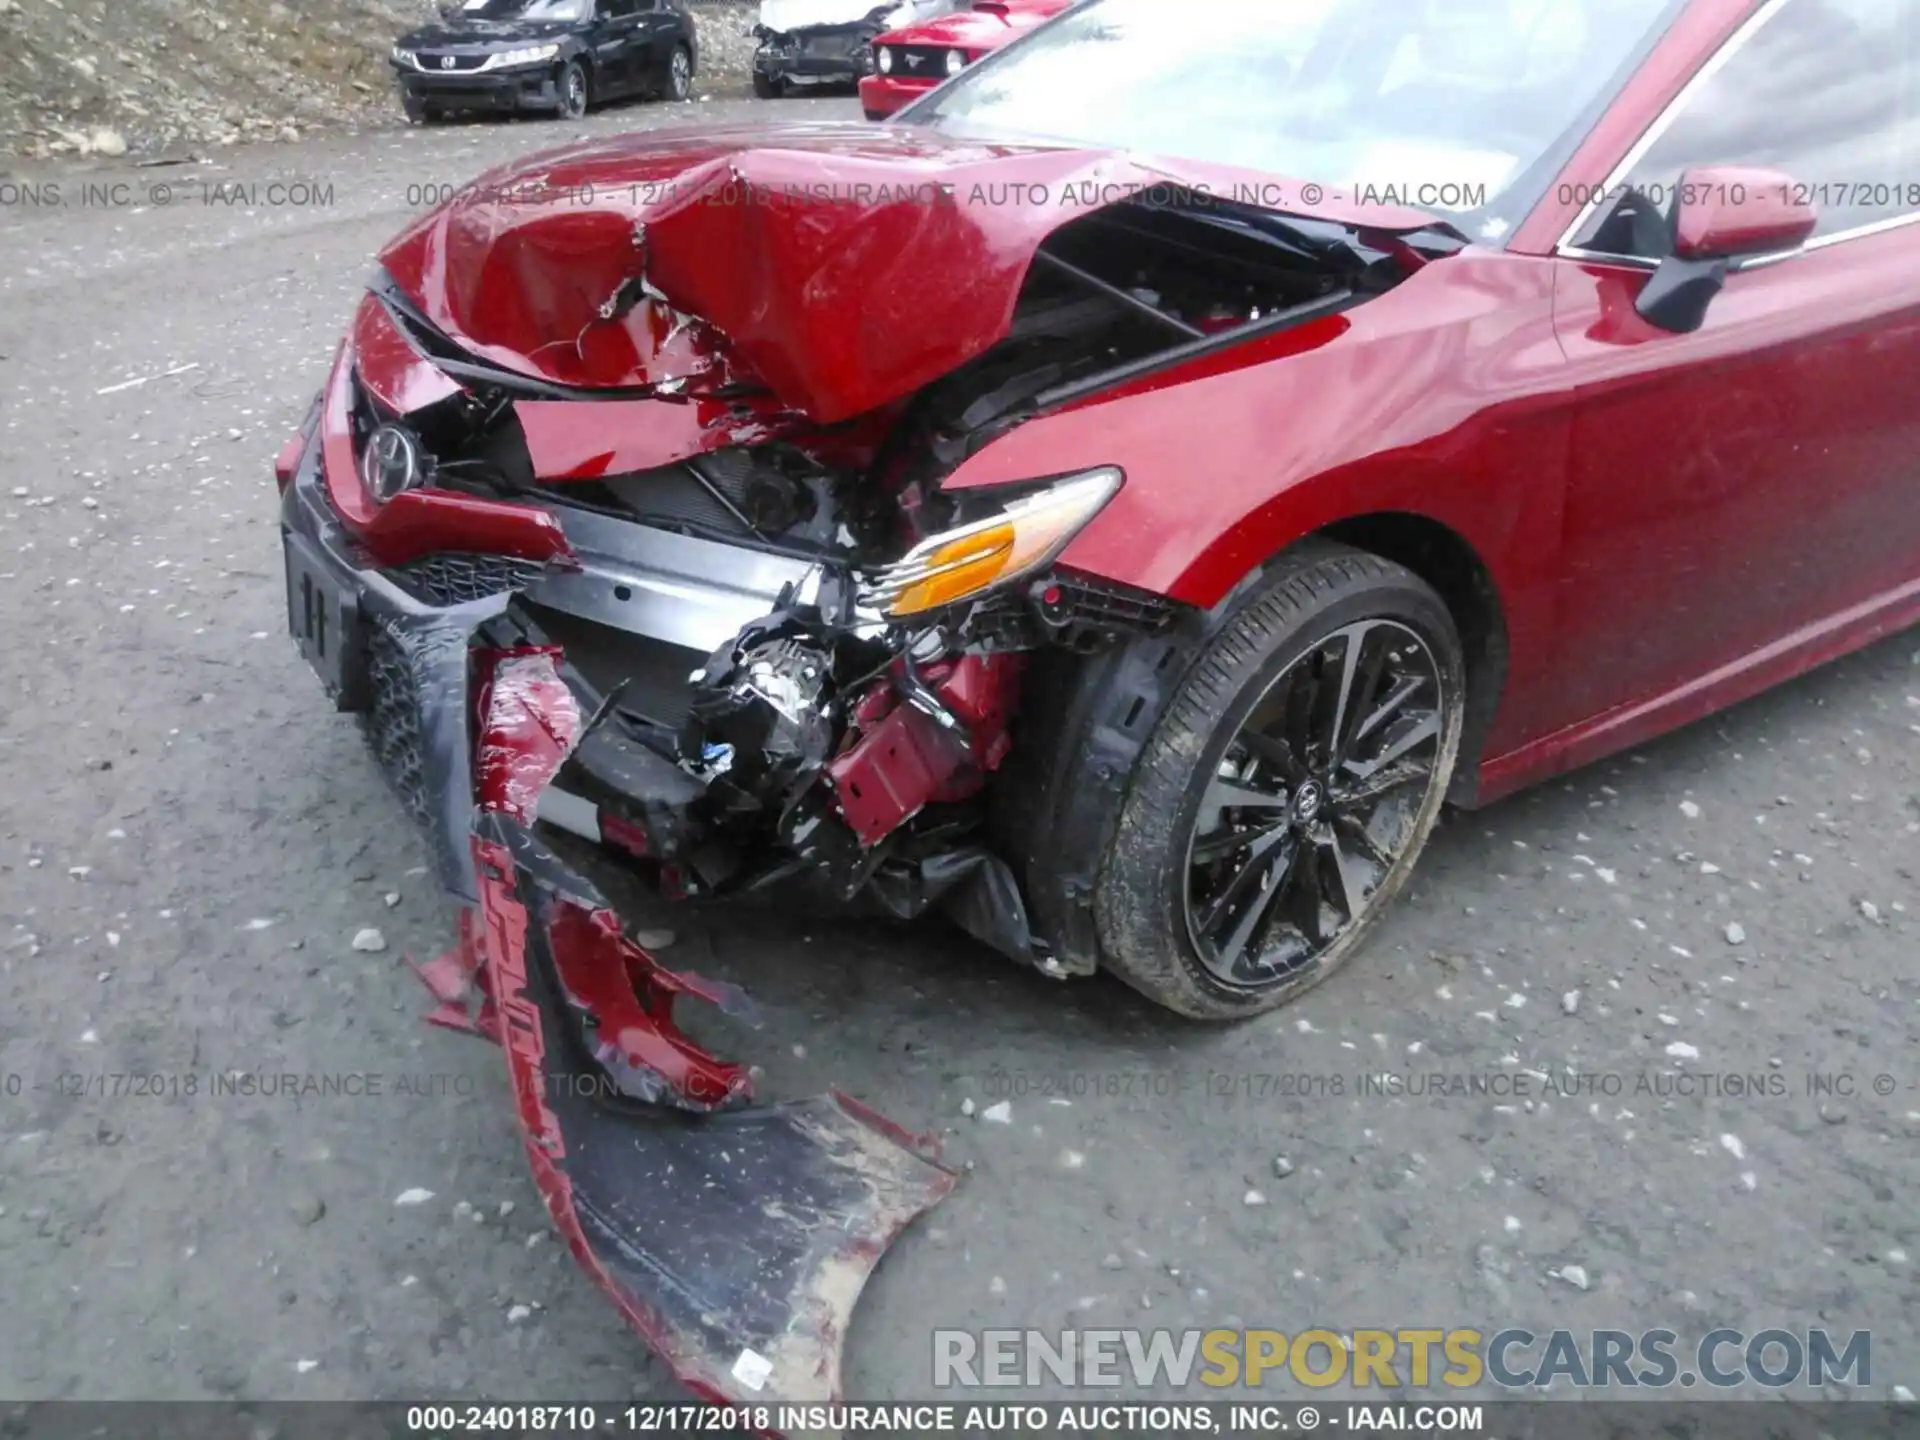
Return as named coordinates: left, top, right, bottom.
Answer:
left=452, top=0, right=589, bottom=21
left=912, top=0, right=1683, bottom=236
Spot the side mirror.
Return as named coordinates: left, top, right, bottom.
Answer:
left=1636, top=165, right=1819, bottom=334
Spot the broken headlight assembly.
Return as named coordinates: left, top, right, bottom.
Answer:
left=863, top=467, right=1121, bottom=619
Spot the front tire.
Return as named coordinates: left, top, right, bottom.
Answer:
left=1095, top=544, right=1464, bottom=1019
left=556, top=59, right=589, bottom=119
left=665, top=44, right=693, bottom=100
left=752, top=71, right=783, bottom=98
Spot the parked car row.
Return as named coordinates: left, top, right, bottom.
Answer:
left=385, top=0, right=1071, bottom=122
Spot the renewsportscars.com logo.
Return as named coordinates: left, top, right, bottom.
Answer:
left=933, top=1328, right=1871, bottom=1391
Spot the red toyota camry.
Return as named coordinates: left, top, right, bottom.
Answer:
left=858, top=0, right=1074, bottom=119
left=277, top=0, right=1920, bottom=1407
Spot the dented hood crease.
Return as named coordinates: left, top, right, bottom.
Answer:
left=377, top=124, right=1451, bottom=425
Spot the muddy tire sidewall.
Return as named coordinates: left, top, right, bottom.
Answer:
left=1094, top=545, right=1466, bottom=1020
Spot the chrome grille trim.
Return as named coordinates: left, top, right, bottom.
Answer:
left=525, top=504, right=818, bottom=653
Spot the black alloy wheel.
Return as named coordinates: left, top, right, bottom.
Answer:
left=1183, top=618, right=1445, bottom=985
left=1095, top=543, right=1465, bottom=1019
left=557, top=59, right=589, bottom=118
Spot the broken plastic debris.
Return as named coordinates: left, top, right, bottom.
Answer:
left=393, top=1188, right=435, bottom=1206
left=731, top=1348, right=774, bottom=1392
left=980, top=1101, right=1012, bottom=1124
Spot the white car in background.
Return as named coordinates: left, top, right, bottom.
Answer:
left=752, top=0, right=956, bottom=95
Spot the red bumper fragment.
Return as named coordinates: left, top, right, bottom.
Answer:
left=439, top=648, right=957, bottom=1417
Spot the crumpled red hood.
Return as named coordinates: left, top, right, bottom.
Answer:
left=379, top=121, right=1447, bottom=424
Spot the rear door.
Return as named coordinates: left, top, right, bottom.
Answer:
left=634, top=0, right=679, bottom=89
left=1543, top=0, right=1920, bottom=733
left=592, top=0, right=642, bottom=93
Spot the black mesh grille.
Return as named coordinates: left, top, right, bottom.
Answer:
left=391, top=553, right=547, bottom=607
left=891, top=45, right=953, bottom=75
left=414, top=50, right=489, bottom=71
left=798, top=27, right=865, bottom=56
left=362, top=622, right=432, bottom=828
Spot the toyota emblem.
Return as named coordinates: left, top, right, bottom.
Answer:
left=360, top=423, right=425, bottom=503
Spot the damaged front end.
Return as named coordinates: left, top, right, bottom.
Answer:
left=753, top=0, right=956, bottom=90
left=277, top=130, right=1457, bottom=1409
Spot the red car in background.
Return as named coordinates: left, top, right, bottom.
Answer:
left=859, top=0, right=1072, bottom=118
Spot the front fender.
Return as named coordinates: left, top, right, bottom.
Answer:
left=939, top=248, right=1572, bottom=759
left=938, top=248, right=1570, bottom=612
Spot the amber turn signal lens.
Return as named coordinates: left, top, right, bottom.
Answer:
left=865, top=468, right=1122, bottom=619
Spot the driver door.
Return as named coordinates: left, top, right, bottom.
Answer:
left=1543, top=0, right=1920, bottom=737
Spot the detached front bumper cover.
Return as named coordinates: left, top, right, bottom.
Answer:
left=442, top=648, right=957, bottom=1409
left=286, top=429, right=955, bottom=1412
